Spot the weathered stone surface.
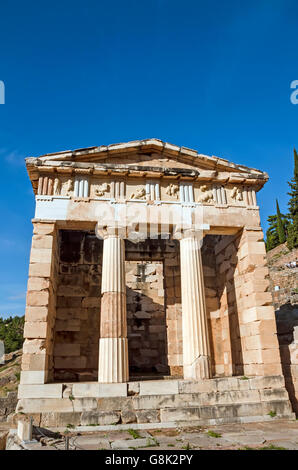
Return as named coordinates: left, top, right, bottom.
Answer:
left=18, top=384, right=63, bottom=399
left=73, top=382, right=127, bottom=398
left=135, top=409, right=160, bottom=423
left=139, top=380, right=179, bottom=396
left=121, top=410, right=137, bottom=424
left=80, top=411, right=121, bottom=426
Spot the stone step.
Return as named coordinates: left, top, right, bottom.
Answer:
left=15, top=375, right=295, bottom=428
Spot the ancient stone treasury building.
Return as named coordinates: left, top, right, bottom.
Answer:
left=18, top=139, right=295, bottom=427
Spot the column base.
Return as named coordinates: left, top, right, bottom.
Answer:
left=98, top=338, right=129, bottom=383
left=184, top=355, right=211, bottom=380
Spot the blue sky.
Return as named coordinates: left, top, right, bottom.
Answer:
left=0, top=0, right=298, bottom=317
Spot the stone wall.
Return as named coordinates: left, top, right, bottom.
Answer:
left=126, top=260, right=168, bottom=374
left=53, top=230, right=102, bottom=382
left=126, top=239, right=182, bottom=377
left=276, top=306, right=298, bottom=414
left=21, top=222, right=59, bottom=385
left=206, top=229, right=281, bottom=378
left=16, top=376, right=294, bottom=428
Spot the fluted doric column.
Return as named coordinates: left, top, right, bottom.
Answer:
left=96, top=225, right=129, bottom=383
left=174, top=228, right=212, bottom=380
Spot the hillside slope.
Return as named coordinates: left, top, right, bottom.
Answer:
left=267, top=243, right=298, bottom=309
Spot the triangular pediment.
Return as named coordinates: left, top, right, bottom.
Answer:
left=25, top=139, right=268, bottom=193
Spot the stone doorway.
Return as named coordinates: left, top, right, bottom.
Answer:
left=126, top=260, right=169, bottom=377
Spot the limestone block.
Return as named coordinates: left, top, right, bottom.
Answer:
left=238, top=241, right=266, bottom=261
left=82, top=297, right=99, bottom=308
left=261, top=400, right=293, bottom=417
left=240, top=306, right=275, bottom=324
left=160, top=407, right=201, bottom=422
left=242, top=349, right=263, bottom=364
left=26, top=290, right=50, bottom=307
left=54, top=356, right=86, bottom=369
left=55, top=307, right=86, bottom=320
left=20, top=371, right=46, bottom=385
left=178, top=380, right=217, bottom=394
left=241, top=280, right=270, bottom=296
left=244, top=333, right=279, bottom=351
left=233, top=402, right=263, bottom=417
left=32, top=235, right=54, bottom=249
left=25, top=306, right=48, bottom=322
left=23, top=322, right=48, bottom=339
left=81, top=411, right=120, bottom=426
left=121, top=410, right=137, bottom=423
left=215, top=377, right=240, bottom=392
left=261, top=348, right=282, bottom=364
left=17, top=397, right=97, bottom=413
left=239, top=319, right=276, bottom=337
left=238, top=254, right=266, bottom=272
left=131, top=394, right=181, bottom=411
left=259, top=388, right=289, bottom=402
left=41, top=411, right=81, bottom=428
left=22, top=339, right=46, bottom=354
left=27, top=277, right=50, bottom=291
left=33, top=223, right=55, bottom=236
left=30, top=248, right=53, bottom=264
left=21, top=354, right=47, bottom=371
left=28, top=263, right=52, bottom=278
left=53, top=343, right=80, bottom=357
left=240, top=292, right=273, bottom=310
left=55, top=319, right=80, bottom=331
left=139, top=380, right=179, bottom=396
left=289, top=344, right=298, bottom=364
left=261, top=363, right=283, bottom=376
left=135, top=410, right=160, bottom=423
left=57, top=285, right=88, bottom=296
left=18, top=384, right=63, bottom=399
left=72, top=382, right=127, bottom=398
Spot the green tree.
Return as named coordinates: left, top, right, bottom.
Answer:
left=287, top=148, right=298, bottom=250
left=265, top=207, right=289, bottom=252
left=0, top=316, right=24, bottom=353
left=276, top=199, right=286, bottom=244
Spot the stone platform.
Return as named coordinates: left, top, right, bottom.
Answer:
left=16, top=375, right=295, bottom=429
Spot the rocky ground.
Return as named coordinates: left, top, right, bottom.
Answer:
left=0, top=350, right=21, bottom=424
left=0, top=350, right=21, bottom=398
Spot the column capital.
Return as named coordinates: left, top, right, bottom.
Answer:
left=173, top=224, right=209, bottom=242
left=95, top=223, right=126, bottom=240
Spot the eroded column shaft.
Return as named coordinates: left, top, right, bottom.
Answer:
left=98, top=236, right=128, bottom=382
left=180, top=235, right=211, bottom=380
